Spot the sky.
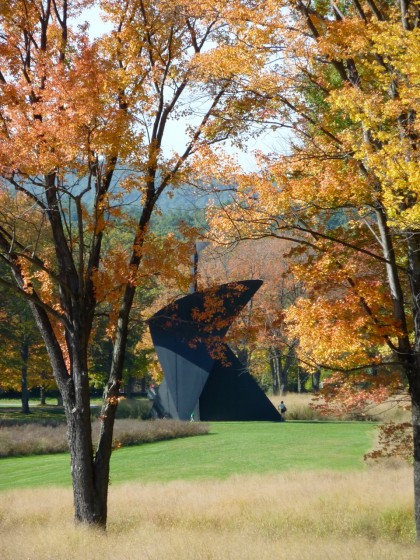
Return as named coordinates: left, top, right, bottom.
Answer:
left=76, top=6, right=290, bottom=172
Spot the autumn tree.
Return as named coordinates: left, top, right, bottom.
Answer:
left=0, top=0, right=276, bottom=527
left=199, top=238, right=302, bottom=394
left=0, top=245, right=54, bottom=412
left=0, top=309, right=54, bottom=413
left=207, top=0, right=420, bottom=538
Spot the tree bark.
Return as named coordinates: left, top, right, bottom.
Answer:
left=280, top=356, right=288, bottom=395
left=23, top=291, right=106, bottom=525
left=40, top=385, right=46, bottom=405
left=406, top=233, right=420, bottom=539
left=66, top=406, right=96, bottom=524
left=270, top=348, right=281, bottom=395
left=269, top=346, right=295, bottom=396
left=312, top=369, right=321, bottom=392
left=297, top=368, right=309, bottom=393
left=20, top=338, right=30, bottom=414
left=411, top=382, right=420, bottom=539
left=282, top=345, right=296, bottom=395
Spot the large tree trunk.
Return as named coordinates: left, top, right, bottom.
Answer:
left=92, top=405, right=118, bottom=525
left=59, top=339, right=98, bottom=524
left=26, top=297, right=111, bottom=526
left=61, top=338, right=114, bottom=527
left=407, top=234, right=420, bottom=539
left=66, top=406, right=96, bottom=523
left=401, top=348, right=420, bottom=540
left=412, top=388, right=420, bottom=539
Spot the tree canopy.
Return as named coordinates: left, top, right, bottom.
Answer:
left=206, top=0, right=420, bottom=538
left=0, top=0, right=279, bottom=527
left=1, top=0, right=420, bottom=539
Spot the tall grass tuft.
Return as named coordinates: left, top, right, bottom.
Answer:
left=270, top=393, right=327, bottom=420
left=0, top=468, right=417, bottom=559
left=269, top=393, right=412, bottom=422
left=0, top=419, right=209, bottom=457
left=0, top=423, right=68, bottom=457
left=109, top=418, right=209, bottom=448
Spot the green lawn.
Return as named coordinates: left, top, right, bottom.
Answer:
left=0, top=421, right=377, bottom=491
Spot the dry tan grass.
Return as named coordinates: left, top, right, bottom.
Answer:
left=270, top=393, right=412, bottom=423
left=0, top=423, right=68, bottom=457
left=270, top=393, right=324, bottom=420
left=0, top=419, right=209, bottom=458
left=1, top=468, right=418, bottom=559
left=363, top=397, right=412, bottom=423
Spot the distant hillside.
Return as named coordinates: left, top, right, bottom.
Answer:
left=47, top=169, right=230, bottom=236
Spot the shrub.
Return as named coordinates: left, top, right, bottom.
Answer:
left=0, top=419, right=209, bottom=458
left=109, top=419, right=209, bottom=449
left=114, top=398, right=152, bottom=420
left=0, top=423, right=69, bottom=457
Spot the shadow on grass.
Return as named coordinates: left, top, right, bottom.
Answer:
left=0, top=406, right=81, bottom=425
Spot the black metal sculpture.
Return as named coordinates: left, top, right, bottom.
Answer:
left=148, top=280, right=281, bottom=422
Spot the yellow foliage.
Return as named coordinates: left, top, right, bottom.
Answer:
left=208, top=0, right=420, bottom=377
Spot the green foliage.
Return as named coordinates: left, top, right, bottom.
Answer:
left=151, top=207, right=206, bottom=237
left=0, top=263, right=53, bottom=393
left=114, top=398, right=152, bottom=420
left=380, top=508, right=416, bottom=543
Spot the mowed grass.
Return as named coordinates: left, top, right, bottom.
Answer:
left=0, top=421, right=376, bottom=490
